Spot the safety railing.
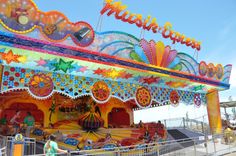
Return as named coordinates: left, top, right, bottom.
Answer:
left=161, top=115, right=210, bottom=134
left=0, top=135, right=7, bottom=156
left=6, top=136, right=36, bottom=156
left=0, top=135, right=6, bottom=147
left=31, top=131, right=236, bottom=156
left=0, top=146, right=7, bottom=156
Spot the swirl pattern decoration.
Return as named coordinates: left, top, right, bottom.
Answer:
left=91, top=81, right=110, bottom=102
left=170, top=90, right=180, bottom=105
left=135, top=87, right=152, bottom=108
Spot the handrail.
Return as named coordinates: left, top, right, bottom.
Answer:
left=30, top=131, right=236, bottom=156
left=0, top=146, right=6, bottom=156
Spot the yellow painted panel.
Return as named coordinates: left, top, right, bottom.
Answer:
left=206, top=90, right=222, bottom=134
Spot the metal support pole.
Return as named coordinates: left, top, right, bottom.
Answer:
left=205, top=131, right=208, bottom=155
left=193, top=139, right=196, bottom=156
left=213, top=136, right=217, bottom=155
left=164, top=120, right=167, bottom=128
left=183, top=117, right=186, bottom=129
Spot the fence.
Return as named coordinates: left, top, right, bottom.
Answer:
left=30, top=132, right=236, bottom=156
left=161, top=115, right=210, bottom=134
left=6, top=136, right=36, bottom=156
left=0, top=135, right=6, bottom=156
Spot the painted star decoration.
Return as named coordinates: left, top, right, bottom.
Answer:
left=140, top=76, right=160, bottom=85
left=108, top=69, right=120, bottom=79
left=1, top=50, right=20, bottom=64
left=119, top=71, right=133, bottom=79
left=45, top=59, right=58, bottom=70
left=93, top=68, right=133, bottom=80
left=93, top=68, right=105, bottom=75
left=69, top=64, right=88, bottom=73
left=35, top=57, right=47, bottom=66
left=17, top=55, right=27, bottom=63
left=53, top=58, right=74, bottom=73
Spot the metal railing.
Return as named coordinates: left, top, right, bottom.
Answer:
left=6, top=136, right=36, bottom=156
left=0, top=135, right=6, bottom=156
left=0, top=146, right=7, bottom=156
left=30, top=131, right=236, bottom=156
left=161, top=115, right=210, bottom=134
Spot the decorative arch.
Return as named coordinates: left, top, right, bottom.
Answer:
left=108, top=107, right=130, bottom=128
left=98, top=97, right=133, bottom=128
left=0, top=91, right=53, bottom=126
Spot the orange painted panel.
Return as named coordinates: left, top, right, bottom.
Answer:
left=13, top=144, right=23, bottom=156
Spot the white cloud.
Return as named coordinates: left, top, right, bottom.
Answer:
left=229, top=66, right=236, bottom=87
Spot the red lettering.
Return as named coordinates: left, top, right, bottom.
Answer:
left=170, top=30, right=177, bottom=44
left=151, top=24, right=159, bottom=33
left=142, top=16, right=151, bottom=30
left=180, top=35, right=186, bottom=44
left=127, top=14, right=136, bottom=24
left=100, top=0, right=201, bottom=51
left=120, top=11, right=130, bottom=22
left=162, top=28, right=171, bottom=38
left=185, top=38, right=192, bottom=46
left=132, top=15, right=143, bottom=27
left=194, top=42, right=201, bottom=51
left=100, top=3, right=118, bottom=16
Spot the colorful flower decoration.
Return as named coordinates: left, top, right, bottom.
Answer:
left=215, top=64, right=224, bottom=80
left=91, top=81, right=110, bottom=102
left=199, top=61, right=207, bottom=76
left=170, top=90, right=180, bottom=105
left=29, top=73, right=54, bottom=98
left=194, top=94, right=201, bottom=107
left=137, top=39, right=180, bottom=69
left=135, top=87, right=152, bottom=108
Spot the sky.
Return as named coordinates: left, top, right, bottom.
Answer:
left=33, top=0, right=236, bottom=122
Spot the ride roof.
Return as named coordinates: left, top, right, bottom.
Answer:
left=0, top=0, right=232, bottom=107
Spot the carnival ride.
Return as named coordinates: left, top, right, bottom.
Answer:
left=0, top=0, right=232, bottom=152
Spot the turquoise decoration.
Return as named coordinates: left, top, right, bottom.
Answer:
left=168, top=57, right=180, bottom=69
left=133, top=44, right=149, bottom=63
left=45, top=59, right=58, bottom=70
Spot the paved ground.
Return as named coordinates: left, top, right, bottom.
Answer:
left=224, top=154, right=236, bottom=156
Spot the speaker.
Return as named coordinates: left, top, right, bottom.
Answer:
left=73, top=27, right=91, bottom=41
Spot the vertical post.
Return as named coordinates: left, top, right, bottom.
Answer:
left=204, top=129, right=208, bottom=155
left=193, top=139, right=196, bottom=156
left=157, top=145, right=160, bottom=156
left=206, top=90, right=222, bottom=134
left=224, top=106, right=228, bottom=121
left=164, top=120, right=167, bottom=128
left=213, top=135, right=217, bottom=155
left=183, top=117, right=186, bottom=129
left=201, top=122, right=204, bottom=134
